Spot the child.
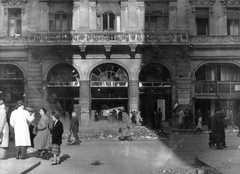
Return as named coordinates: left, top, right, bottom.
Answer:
left=51, top=112, right=64, bottom=165
left=196, top=116, right=202, bottom=132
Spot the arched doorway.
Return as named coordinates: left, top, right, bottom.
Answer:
left=194, top=63, right=240, bottom=125
left=0, top=64, right=24, bottom=119
left=90, top=63, right=129, bottom=120
left=47, top=63, right=80, bottom=118
left=139, top=63, right=172, bottom=127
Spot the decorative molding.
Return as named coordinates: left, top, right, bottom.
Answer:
left=73, top=6, right=79, bottom=12
left=4, top=8, right=7, bottom=17
left=22, top=7, right=25, bottom=16
left=39, top=5, right=48, bottom=12
left=189, top=0, right=216, bottom=5
left=89, top=5, right=96, bottom=12
left=226, top=0, right=240, bottom=4
left=121, top=6, right=128, bottom=11
left=1, top=0, right=28, bottom=6
left=137, top=5, right=145, bottom=11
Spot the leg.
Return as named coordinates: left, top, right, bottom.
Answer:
left=72, top=132, right=80, bottom=144
left=20, top=146, right=27, bottom=159
left=0, top=148, right=7, bottom=159
left=67, top=132, right=72, bottom=143
left=15, top=146, right=21, bottom=159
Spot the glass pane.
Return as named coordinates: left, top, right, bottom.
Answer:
left=218, top=84, right=230, bottom=93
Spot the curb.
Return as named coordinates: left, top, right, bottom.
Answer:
left=195, top=156, right=223, bottom=174
left=20, top=161, right=41, bottom=174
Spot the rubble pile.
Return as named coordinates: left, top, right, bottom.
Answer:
left=76, top=123, right=172, bottom=140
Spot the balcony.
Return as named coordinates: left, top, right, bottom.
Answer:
left=0, top=31, right=189, bottom=46
left=191, top=36, right=240, bottom=46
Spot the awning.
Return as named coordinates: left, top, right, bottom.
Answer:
left=195, top=94, right=218, bottom=99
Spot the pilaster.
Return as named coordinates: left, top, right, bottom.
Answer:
left=89, top=1, right=97, bottom=31
left=80, top=80, right=90, bottom=125
left=79, top=0, right=90, bottom=31
left=39, top=2, right=49, bottom=31
left=128, top=0, right=138, bottom=31
left=120, top=2, right=128, bottom=32
left=129, top=80, right=139, bottom=112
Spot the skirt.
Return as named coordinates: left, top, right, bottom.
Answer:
left=51, top=144, right=61, bottom=155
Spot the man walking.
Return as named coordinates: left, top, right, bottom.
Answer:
left=68, top=112, right=81, bottom=145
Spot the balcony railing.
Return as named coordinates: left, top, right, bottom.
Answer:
left=0, top=31, right=189, bottom=46
left=191, top=36, right=240, bottom=45
left=195, top=81, right=240, bottom=94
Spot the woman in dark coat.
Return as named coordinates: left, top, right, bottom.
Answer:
left=51, top=112, right=64, bottom=165
left=211, top=108, right=226, bottom=149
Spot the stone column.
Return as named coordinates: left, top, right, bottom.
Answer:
left=129, top=80, right=139, bottom=112
left=73, top=1, right=80, bottom=31
left=80, top=80, right=90, bottom=125
left=169, top=2, right=177, bottom=30
left=79, top=0, right=90, bottom=31
left=89, top=1, right=97, bottom=31
left=128, top=0, right=138, bottom=31
left=137, top=2, right=145, bottom=31
left=120, top=2, right=128, bottom=32
left=39, top=2, right=49, bottom=31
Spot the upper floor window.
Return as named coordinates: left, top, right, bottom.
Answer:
left=227, top=8, right=240, bottom=35
left=196, top=8, right=209, bottom=35
left=50, top=11, right=72, bottom=32
left=8, top=8, right=21, bottom=36
left=102, top=12, right=115, bottom=31
left=145, top=10, right=168, bottom=31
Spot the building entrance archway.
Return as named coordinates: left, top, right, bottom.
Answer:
left=47, top=63, right=80, bottom=118
left=90, top=63, right=129, bottom=121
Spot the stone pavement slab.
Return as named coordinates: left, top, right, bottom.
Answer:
left=197, top=149, right=240, bottom=174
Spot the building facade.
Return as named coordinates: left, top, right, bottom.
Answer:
left=0, top=0, right=240, bottom=127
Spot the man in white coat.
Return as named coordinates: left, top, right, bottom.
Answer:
left=10, top=100, right=34, bottom=159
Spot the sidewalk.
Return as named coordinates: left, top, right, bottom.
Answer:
left=197, top=149, right=240, bottom=174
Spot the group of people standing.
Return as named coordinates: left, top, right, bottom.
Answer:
left=0, top=100, right=64, bottom=165
left=178, top=108, right=195, bottom=130
left=208, top=107, right=227, bottom=150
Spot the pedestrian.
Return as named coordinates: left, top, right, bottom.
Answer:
left=196, top=114, right=202, bottom=132
left=207, top=110, right=215, bottom=148
left=236, top=109, right=240, bottom=137
left=131, top=110, right=137, bottom=124
left=156, top=108, right=163, bottom=129
left=94, top=111, right=99, bottom=122
left=135, top=111, right=143, bottom=126
left=211, top=107, right=227, bottom=149
left=25, top=107, right=37, bottom=147
left=67, top=112, right=81, bottom=145
left=0, top=100, right=9, bottom=159
left=119, top=110, right=133, bottom=141
left=34, top=108, right=51, bottom=160
left=10, top=100, right=35, bottom=159
left=178, top=109, right=185, bottom=129
left=196, top=109, right=203, bottom=127
left=51, top=112, right=64, bottom=165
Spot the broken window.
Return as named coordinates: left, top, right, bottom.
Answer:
left=8, top=8, right=22, bottom=36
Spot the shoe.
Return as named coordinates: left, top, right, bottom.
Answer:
left=74, top=143, right=80, bottom=146
left=51, top=161, right=58, bottom=165
left=56, top=160, right=61, bottom=164
left=16, top=156, right=20, bottom=160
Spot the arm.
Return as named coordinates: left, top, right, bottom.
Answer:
left=0, top=111, right=7, bottom=132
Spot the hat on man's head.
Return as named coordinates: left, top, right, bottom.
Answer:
left=53, top=113, right=60, bottom=120
left=17, top=100, right=24, bottom=106
left=0, top=100, right=4, bottom=106
left=25, top=107, right=33, bottom=112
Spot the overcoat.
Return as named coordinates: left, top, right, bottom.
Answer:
left=34, top=114, right=51, bottom=150
left=211, top=111, right=224, bottom=144
left=10, top=107, right=34, bottom=146
left=0, top=107, right=9, bottom=148
left=120, top=112, right=131, bottom=137
left=52, top=120, right=64, bottom=145
left=69, top=116, right=79, bottom=132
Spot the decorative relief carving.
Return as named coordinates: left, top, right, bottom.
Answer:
left=121, top=6, right=128, bottom=11
left=191, top=36, right=216, bottom=43
left=39, top=5, right=48, bottom=12
left=1, top=0, right=28, bottom=5
left=137, top=5, right=144, bottom=11
left=4, top=8, right=7, bottom=16
left=89, top=6, right=96, bottom=12
left=226, top=0, right=240, bottom=4
left=170, top=5, right=177, bottom=11
left=73, top=6, right=79, bottom=12
left=22, top=7, right=25, bottom=16
left=190, top=0, right=216, bottom=5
